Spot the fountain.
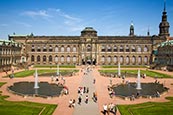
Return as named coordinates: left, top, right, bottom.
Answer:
left=8, top=82, right=64, bottom=98
left=136, top=69, right=142, bottom=90
left=8, top=66, right=64, bottom=98
left=112, top=69, right=169, bottom=100
left=57, top=64, right=59, bottom=76
left=34, top=69, right=39, bottom=89
left=118, top=62, right=121, bottom=77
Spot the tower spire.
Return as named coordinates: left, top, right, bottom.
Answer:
left=159, top=0, right=170, bottom=37
left=147, top=26, right=150, bottom=36
left=129, top=21, right=134, bottom=36
left=164, top=0, right=166, bottom=12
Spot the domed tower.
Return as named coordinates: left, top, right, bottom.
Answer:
left=159, top=1, right=170, bottom=37
left=81, top=27, right=97, bottom=37
left=80, top=27, right=98, bottom=65
left=129, top=22, right=134, bottom=36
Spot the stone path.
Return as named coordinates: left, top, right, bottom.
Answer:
left=73, top=68, right=99, bottom=115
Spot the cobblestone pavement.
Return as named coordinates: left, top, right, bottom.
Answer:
left=0, top=66, right=173, bottom=115
left=73, top=68, right=99, bottom=115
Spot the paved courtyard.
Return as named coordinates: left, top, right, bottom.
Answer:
left=0, top=66, right=173, bottom=115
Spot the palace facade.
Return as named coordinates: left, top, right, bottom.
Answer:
left=0, top=40, right=22, bottom=72
left=155, top=39, right=173, bottom=71
left=7, top=3, right=171, bottom=67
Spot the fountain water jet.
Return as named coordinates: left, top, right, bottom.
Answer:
left=118, top=62, right=121, bottom=77
left=136, top=69, right=142, bottom=90
left=34, top=69, right=39, bottom=89
left=57, top=64, right=59, bottom=76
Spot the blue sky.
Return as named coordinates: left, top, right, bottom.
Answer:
left=0, top=0, right=173, bottom=39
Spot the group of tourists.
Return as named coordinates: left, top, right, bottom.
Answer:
left=69, top=99, right=75, bottom=108
left=77, top=86, right=90, bottom=105
left=78, top=86, right=89, bottom=94
left=107, top=86, right=115, bottom=98
left=77, top=94, right=89, bottom=105
left=51, top=75, right=66, bottom=85
left=102, top=103, right=117, bottom=115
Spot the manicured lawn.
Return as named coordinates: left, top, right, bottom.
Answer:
left=4, top=69, right=79, bottom=78
left=34, top=65, right=76, bottom=68
left=118, top=97, right=173, bottom=115
left=101, top=65, right=148, bottom=68
left=0, top=82, right=57, bottom=115
left=99, top=70, right=173, bottom=78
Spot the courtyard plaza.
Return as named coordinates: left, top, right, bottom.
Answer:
left=0, top=66, right=173, bottom=115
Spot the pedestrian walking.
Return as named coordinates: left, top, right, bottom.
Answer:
left=78, top=96, right=82, bottom=105
left=72, top=99, right=75, bottom=107
left=103, top=104, right=108, bottom=115
left=85, top=95, right=89, bottom=104
left=69, top=99, right=73, bottom=108
left=86, top=87, right=89, bottom=93
left=84, top=87, right=86, bottom=93
left=93, top=78, right=96, bottom=84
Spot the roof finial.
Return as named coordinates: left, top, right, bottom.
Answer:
left=147, top=26, right=150, bottom=36
left=164, top=0, right=166, bottom=12
left=131, top=21, right=133, bottom=26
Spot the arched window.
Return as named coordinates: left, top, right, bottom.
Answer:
left=126, top=56, right=130, bottom=64
left=55, top=45, right=59, bottom=52
left=31, top=55, right=34, bottom=62
left=37, top=46, right=41, bottom=52
left=126, top=45, right=130, bottom=52
left=101, top=56, right=105, bottom=63
left=101, top=45, right=106, bottom=52
left=31, top=45, right=35, bottom=52
left=120, top=45, right=124, bottom=52
left=49, top=55, right=52, bottom=62
left=61, top=56, right=64, bottom=62
left=132, top=56, right=136, bottom=64
left=55, top=55, right=58, bottom=63
left=114, top=45, right=117, bottom=52
left=137, top=46, right=142, bottom=52
left=144, top=56, right=148, bottom=64
left=67, top=46, right=70, bottom=52
left=107, top=56, right=111, bottom=63
left=73, top=46, right=77, bottom=52
left=144, top=45, right=148, bottom=52
left=138, top=56, right=142, bottom=64
left=37, top=55, right=40, bottom=62
left=113, top=56, right=117, bottom=63
left=43, top=46, right=47, bottom=52
left=87, top=45, right=91, bottom=52
left=61, top=45, right=64, bottom=52
left=43, top=55, right=46, bottom=62
left=49, top=45, right=53, bottom=52
left=73, top=56, right=77, bottom=62
left=131, top=45, right=136, bottom=52
left=120, top=56, right=124, bottom=64
left=67, top=56, right=70, bottom=62
left=107, top=45, right=112, bottom=52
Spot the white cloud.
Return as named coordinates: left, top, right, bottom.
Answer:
left=21, top=8, right=84, bottom=32
left=51, top=8, right=81, bottom=21
left=22, top=10, right=52, bottom=18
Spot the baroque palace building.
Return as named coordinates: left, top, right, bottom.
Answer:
left=155, top=39, right=173, bottom=71
left=7, top=3, right=170, bottom=67
left=0, top=40, right=22, bottom=72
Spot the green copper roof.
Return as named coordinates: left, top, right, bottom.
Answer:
left=158, top=40, right=173, bottom=47
left=81, top=27, right=97, bottom=32
left=0, top=40, right=22, bottom=47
